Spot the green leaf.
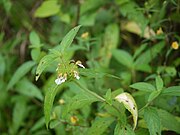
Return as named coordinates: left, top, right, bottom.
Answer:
left=79, top=12, right=97, bottom=26
left=86, top=117, right=115, bottom=135
left=105, top=89, right=112, bottom=105
left=115, top=92, right=138, bottom=130
left=59, top=25, right=81, bottom=53
left=31, top=48, right=41, bottom=62
left=35, top=54, right=59, bottom=81
left=112, top=49, right=133, bottom=69
left=134, top=64, right=152, bottom=73
left=135, top=41, right=165, bottom=65
left=165, top=66, right=177, bottom=77
left=2, top=0, right=12, bottom=14
left=12, top=98, right=27, bottom=134
left=135, top=128, right=149, bottom=135
left=148, top=90, right=161, bottom=102
left=157, top=109, right=180, bottom=133
left=130, top=82, right=156, bottom=92
left=44, top=84, right=58, bottom=128
left=29, top=31, right=40, bottom=45
left=0, top=54, right=6, bottom=77
left=161, top=86, right=180, bottom=96
left=49, top=120, right=61, bottom=129
left=133, top=43, right=147, bottom=59
left=115, top=0, right=148, bottom=31
left=15, top=78, right=43, bottom=101
left=155, top=75, right=163, bottom=90
left=7, top=61, right=36, bottom=90
left=114, top=123, right=135, bottom=135
left=36, top=22, right=81, bottom=81
left=34, top=0, right=60, bottom=18
left=144, top=107, right=161, bottom=135
left=62, top=92, right=99, bottom=117
left=31, top=117, right=45, bottom=132
left=99, top=23, right=120, bottom=67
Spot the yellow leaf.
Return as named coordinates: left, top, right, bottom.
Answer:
left=115, top=92, right=138, bottom=130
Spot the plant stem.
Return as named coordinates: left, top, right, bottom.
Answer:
left=74, top=80, right=105, bottom=102
left=74, top=80, right=122, bottom=114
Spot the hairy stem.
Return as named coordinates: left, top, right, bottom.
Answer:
left=74, top=80, right=122, bottom=114
left=74, top=80, right=105, bottom=102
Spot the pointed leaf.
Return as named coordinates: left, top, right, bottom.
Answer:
left=148, top=90, right=161, bottom=102
left=15, top=78, right=43, bottom=101
left=34, top=0, right=60, bottom=18
left=155, top=75, right=163, bottom=90
left=29, top=31, right=40, bottom=45
left=44, top=84, right=58, bottom=128
left=144, top=107, right=161, bottom=135
left=62, top=92, right=99, bottom=117
left=115, top=92, right=138, bottom=130
left=7, top=61, right=36, bottom=90
left=135, top=41, right=165, bottom=65
left=161, top=86, right=180, bottom=96
left=157, top=109, right=180, bottom=133
left=12, top=98, right=27, bottom=134
left=130, top=82, right=156, bottom=92
left=31, top=117, right=45, bottom=132
left=86, top=117, right=115, bottom=135
left=105, top=89, right=112, bottom=105
left=100, top=23, right=120, bottom=67
left=35, top=54, right=59, bottom=81
left=112, top=49, right=133, bottom=69
left=114, top=123, right=135, bottom=135
left=59, top=25, right=81, bottom=53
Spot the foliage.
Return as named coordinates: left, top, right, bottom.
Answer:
left=0, top=0, right=180, bottom=135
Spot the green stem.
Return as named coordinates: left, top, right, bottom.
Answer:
left=74, top=80, right=122, bottom=114
left=138, top=102, right=150, bottom=113
left=74, top=80, right=105, bottom=102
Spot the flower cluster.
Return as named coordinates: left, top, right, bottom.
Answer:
left=55, top=60, right=85, bottom=85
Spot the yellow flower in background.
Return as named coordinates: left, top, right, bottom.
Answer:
left=59, top=99, right=65, bottom=105
left=171, top=41, right=179, bottom=50
left=70, top=116, right=79, bottom=124
left=156, top=27, right=163, bottom=35
left=81, top=32, right=89, bottom=39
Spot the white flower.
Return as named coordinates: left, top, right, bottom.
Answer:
left=77, top=63, right=85, bottom=69
left=76, top=61, right=85, bottom=69
left=74, top=71, right=80, bottom=80
left=55, top=76, right=67, bottom=85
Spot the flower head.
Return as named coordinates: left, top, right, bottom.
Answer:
left=156, top=27, right=163, bottom=35
left=171, top=41, right=179, bottom=50
left=81, top=32, right=89, bottom=39
left=74, top=71, right=80, bottom=80
left=55, top=74, right=67, bottom=85
left=70, top=116, right=79, bottom=124
left=59, top=99, right=65, bottom=105
left=55, top=60, right=85, bottom=85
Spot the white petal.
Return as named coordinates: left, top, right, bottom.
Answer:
left=74, top=71, right=80, bottom=80
left=55, top=78, right=62, bottom=85
left=55, top=77, right=66, bottom=85
left=75, top=74, right=80, bottom=80
left=61, top=77, right=66, bottom=83
left=77, top=63, right=85, bottom=68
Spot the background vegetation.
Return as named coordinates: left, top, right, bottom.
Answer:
left=0, top=0, right=180, bottom=135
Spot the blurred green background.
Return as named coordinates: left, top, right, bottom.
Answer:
left=0, top=0, right=180, bottom=135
